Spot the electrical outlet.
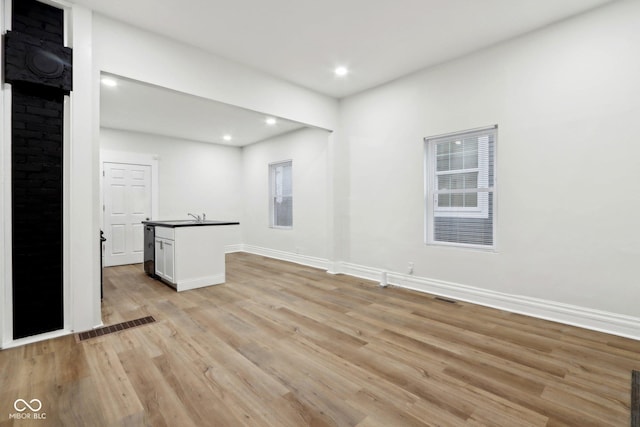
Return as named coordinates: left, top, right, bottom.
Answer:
left=408, top=262, right=414, bottom=275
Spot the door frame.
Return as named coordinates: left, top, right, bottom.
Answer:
left=100, top=150, right=159, bottom=267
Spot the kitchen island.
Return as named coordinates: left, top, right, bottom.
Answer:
left=143, top=219, right=239, bottom=291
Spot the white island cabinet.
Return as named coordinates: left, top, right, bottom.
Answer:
left=154, top=227, right=175, bottom=283
left=145, top=220, right=239, bottom=292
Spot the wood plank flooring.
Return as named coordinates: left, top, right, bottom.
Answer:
left=1, top=252, right=639, bottom=426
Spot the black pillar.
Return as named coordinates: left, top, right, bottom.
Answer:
left=5, top=0, right=72, bottom=339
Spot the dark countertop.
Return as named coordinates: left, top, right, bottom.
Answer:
left=143, top=220, right=240, bottom=228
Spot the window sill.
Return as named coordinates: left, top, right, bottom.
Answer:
left=270, top=225, right=293, bottom=230
left=425, top=240, right=496, bottom=252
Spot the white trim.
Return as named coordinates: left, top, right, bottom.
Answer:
left=1, top=0, right=9, bottom=31
left=223, top=247, right=640, bottom=340
left=424, top=125, right=498, bottom=142
left=225, top=244, right=245, bottom=253
left=325, top=262, right=344, bottom=275
left=3, top=323, right=104, bottom=349
left=332, top=260, right=640, bottom=341
left=38, top=0, right=73, bottom=9
left=175, top=274, right=225, bottom=292
left=238, top=244, right=330, bottom=271
left=270, top=225, right=293, bottom=230
left=59, top=0, right=75, bottom=342
left=1, top=329, right=72, bottom=350
left=6, top=245, right=638, bottom=346
left=0, top=0, right=10, bottom=348
left=63, top=95, right=71, bottom=332
left=396, top=273, right=640, bottom=341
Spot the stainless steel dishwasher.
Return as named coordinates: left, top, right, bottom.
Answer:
left=143, top=224, right=156, bottom=277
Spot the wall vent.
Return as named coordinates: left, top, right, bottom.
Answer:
left=434, top=296, right=458, bottom=304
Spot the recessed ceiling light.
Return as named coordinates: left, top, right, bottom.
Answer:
left=265, top=117, right=277, bottom=125
left=334, top=66, right=349, bottom=77
left=223, top=134, right=232, bottom=141
left=101, top=77, right=117, bottom=87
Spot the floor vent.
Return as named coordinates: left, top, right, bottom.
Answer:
left=632, top=370, right=639, bottom=427
left=76, top=316, right=156, bottom=342
left=434, top=296, right=458, bottom=304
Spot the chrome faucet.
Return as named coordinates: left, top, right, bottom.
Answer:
left=187, top=213, right=202, bottom=222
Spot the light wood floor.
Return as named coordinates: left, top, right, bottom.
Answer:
left=1, top=252, right=639, bottom=426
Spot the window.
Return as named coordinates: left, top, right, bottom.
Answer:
left=425, top=126, right=496, bottom=248
left=269, top=160, right=292, bottom=228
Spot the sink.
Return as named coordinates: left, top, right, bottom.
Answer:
left=158, top=220, right=200, bottom=225
left=143, top=219, right=240, bottom=227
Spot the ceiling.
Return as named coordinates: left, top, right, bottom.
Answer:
left=100, top=75, right=306, bottom=147
left=71, top=0, right=615, bottom=98
left=91, top=0, right=616, bottom=146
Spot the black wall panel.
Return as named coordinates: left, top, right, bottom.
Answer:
left=12, top=85, right=64, bottom=338
left=12, top=0, right=63, bottom=44
left=9, top=0, right=69, bottom=339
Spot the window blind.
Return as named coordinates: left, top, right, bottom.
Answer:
left=270, top=160, right=292, bottom=228
left=426, top=126, right=496, bottom=248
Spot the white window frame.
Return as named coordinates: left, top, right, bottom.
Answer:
left=432, top=135, right=490, bottom=219
left=269, top=160, right=293, bottom=229
left=424, top=126, right=497, bottom=249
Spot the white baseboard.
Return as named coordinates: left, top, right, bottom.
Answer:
left=233, top=244, right=331, bottom=271
left=225, top=247, right=640, bottom=340
left=6, top=248, right=637, bottom=349
left=1, top=329, right=72, bottom=350
left=226, top=248, right=640, bottom=340
left=334, top=261, right=640, bottom=341
left=176, top=273, right=225, bottom=292
left=225, top=244, right=245, bottom=253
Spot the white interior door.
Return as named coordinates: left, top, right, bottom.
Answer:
left=103, top=162, right=152, bottom=266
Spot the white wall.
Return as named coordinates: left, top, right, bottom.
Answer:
left=100, top=128, right=243, bottom=246
left=242, top=128, right=330, bottom=263
left=337, top=0, right=640, bottom=328
left=92, top=14, right=337, bottom=132
left=69, top=4, right=101, bottom=336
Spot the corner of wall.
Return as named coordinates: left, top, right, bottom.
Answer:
left=69, top=3, right=101, bottom=333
